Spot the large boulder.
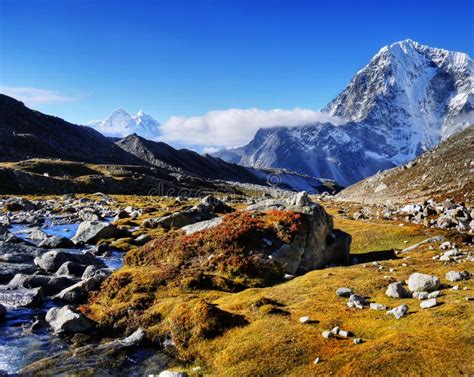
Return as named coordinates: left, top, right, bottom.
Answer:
left=34, top=250, right=106, bottom=273
left=407, top=273, right=441, bottom=292
left=46, top=305, right=94, bottom=334
left=71, top=221, right=126, bottom=245
left=247, top=192, right=350, bottom=273
left=0, top=285, right=43, bottom=308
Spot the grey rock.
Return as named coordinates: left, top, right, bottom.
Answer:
left=347, top=294, right=366, bottom=309
left=369, top=303, right=387, bottom=310
left=427, top=291, right=441, bottom=299
left=385, top=282, right=410, bottom=298
left=81, top=265, right=112, bottom=280
left=55, top=261, right=87, bottom=278
left=353, top=338, right=364, bottom=345
left=8, top=273, right=76, bottom=296
left=53, top=277, right=103, bottom=303
left=407, top=273, right=441, bottom=292
left=420, top=298, right=437, bottom=309
left=34, top=250, right=106, bottom=273
left=0, top=262, right=38, bottom=284
left=336, top=287, right=353, bottom=297
left=321, top=331, right=334, bottom=339
left=0, top=286, right=43, bottom=308
left=386, top=304, right=409, bottom=319
left=413, top=291, right=429, bottom=300
left=0, top=242, right=45, bottom=264
left=181, top=217, right=223, bottom=235
left=158, top=371, right=189, bottom=377
left=38, top=236, right=74, bottom=249
left=46, top=305, right=94, bottom=334
left=72, top=221, right=125, bottom=245
left=445, top=271, right=470, bottom=282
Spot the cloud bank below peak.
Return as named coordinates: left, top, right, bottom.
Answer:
left=160, top=108, right=345, bottom=149
left=0, top=86, right=78, bottom=106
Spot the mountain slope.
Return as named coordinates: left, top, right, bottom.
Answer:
left=336, top=125, right=474, bottom=204
left=215, top=40, right=473, bottom=186
left=0, top=94, right=141, bottom=165
left=88, top=108, right=161, bottom=140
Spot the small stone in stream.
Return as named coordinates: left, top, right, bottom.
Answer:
left=46, top=305, right=94, bottom=334
left=385, top=282, right=410, bottom=298
left=336, top=287, right=353, bottom=297
left=428, top=291, right=441, bottom=299
left=158, top=372, right=189, bottom=377
left=55, top=261, right=87, bottom=278
left=347, top=294, right=366, bottom=309
left=386, top=304, right=409, bottom=319
left=407, top=273, right=440, bottom=292
left=0, top=303, right=6, bottom=321
left=353, top=338, right=364, bottom=345
left=54, top=277, right=102, bottom=303
left=299, top=316, right=310, bottom=323
left=445, top=271, right=470, bottom=282
left=420, top=298, right=437, bottom=309
left=71, top=221, right=126, bottom=245
left=369, top=303, right=387, bottom=310
left=322, top=331, right=334, bottom=339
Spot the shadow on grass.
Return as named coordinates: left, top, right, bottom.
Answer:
left=351, top=249, right=399, bottom=264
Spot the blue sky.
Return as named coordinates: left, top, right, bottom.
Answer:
left=0, top=0, right=473, bottom=148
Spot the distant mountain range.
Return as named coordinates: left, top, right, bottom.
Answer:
left=0, top=95, right=337, bottom=193
left=88, top=108, right=161, bottom=140
left=214, top=39, right=473, bottom=186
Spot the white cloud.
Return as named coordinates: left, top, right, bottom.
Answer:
left=161, top=108, right=345, bottom=149
left=0, top=86, right=77, bottom=105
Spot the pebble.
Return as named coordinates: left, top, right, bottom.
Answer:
left=445, top=271, right=470, bottom=282
left=347, top=294, right=366, bottom=309
left=313, top=357, right=320, bottom=364
left=428, top=291, right=440, bottom=299
left=353, top=338, right=364, bottom=344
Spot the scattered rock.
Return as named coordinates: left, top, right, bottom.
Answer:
left=420, top=298, right=437, bottom=309
left=34, top=250, right=106, bottom=273
left=158, top=371, right=189, bottom=377
left=445, top=271, right=470, bottom=282
left=385, top=282, right=410, bottom=298
left=38, top=236, right=74, bottom=249
left=347, top=294, right=366, bottom=309
left=336, top=287, right=353, bottom=297
left=369, top=303, right=387, bottom=310
left=322, top=331, right=334, bottom=339
left=72, top=221, right=126, bottom=245
left=299, top=316, right=310, bottom=324
left=353, top=338, right=364, bottom=344
left=53, top=277, right=103, bottom=303
left=407, top=273, right=440, bottom=292
left=55, top=261, right=88, bottom=278
left=386, top=304, right=409, bottom=319
left=8, top=273, right=76, bottom=296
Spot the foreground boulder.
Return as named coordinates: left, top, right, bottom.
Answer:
left=34, top=250, right=106, bottom=273
left=71, top=221, right=126, bottom=245
left=0, top=286, right=43, bottom=308
left=246, top=192, right=351, bottom=273
left=46, top=305, right=94, bottom=334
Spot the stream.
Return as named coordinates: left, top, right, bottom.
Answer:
left=0, top=218, right=169, bottom=376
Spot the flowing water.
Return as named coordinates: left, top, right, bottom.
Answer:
left=0, top=219, right=168, bottom=375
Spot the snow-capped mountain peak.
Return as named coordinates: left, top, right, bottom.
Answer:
left=215, top=40, right=473, bottom=186
left=88, top=109, right=161, bottom=140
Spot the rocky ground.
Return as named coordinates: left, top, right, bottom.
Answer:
left=0, top=192, right=472, bottom=376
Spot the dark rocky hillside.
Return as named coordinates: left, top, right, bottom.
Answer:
left=337, top=125, right=474, bottom=204
left=0, top=95, right=141, bottom=165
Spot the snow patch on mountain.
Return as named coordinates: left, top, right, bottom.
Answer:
left=88, top=109, right=161, bottom=140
